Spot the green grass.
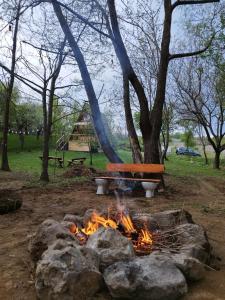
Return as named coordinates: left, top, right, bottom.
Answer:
left=166, top=153, right=225, bottom=177
left=0, top=134, right=55, bottom=152
left=6, top=149, right=131, bottom=174
left=4, top=148, right=225, bottom=180
left=1, top=134, right=225, bottom=179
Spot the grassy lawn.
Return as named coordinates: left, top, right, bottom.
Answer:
left=5, top=149, right=132, bottom=178
left=4, top=148, right=225, bottom=179
left=1, top=134, right=43, bottom=151
left=166, top=153, right=225, bottom=177
left=1, top=134, right=225, bottom=178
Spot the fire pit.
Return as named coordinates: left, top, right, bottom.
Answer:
left=29, top=205, right=212, bottom=300
left=68, top=209, right=156, bottom=255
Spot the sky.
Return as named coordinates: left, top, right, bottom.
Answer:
left=0, top=0, right=222, bottom=134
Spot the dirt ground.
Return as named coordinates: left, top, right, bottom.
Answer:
left=0, top=171, right=225, bottom=300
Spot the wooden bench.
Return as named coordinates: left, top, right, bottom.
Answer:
left=39, top=156, right=64, bottom=168
left=94, top=163, right=164, bottom=198
left=67, top=157, right=86, bottom=167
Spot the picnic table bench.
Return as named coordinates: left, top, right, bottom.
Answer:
left=39, top=156, right=64, bottom=168
left=94, top=163, right=165, bottom=198
left=67, top=157, right=86, bottom=167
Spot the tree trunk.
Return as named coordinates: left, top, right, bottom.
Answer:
left=107, top=0, right=152, bottom=162
left=161, top=124, right=170, bottom=164
left=213, top=151, right=220, bottom=169
left=1, top=4, right=20, bottom=171
left=40, top=41, right=65, bottom=182
left=52, top=0, right=123, bottom=163
left=147, top=0, right=172, bottom=164
left=202, top=144, right=208, bottom=165
left=107, top=0, right=172, bottom=164
left=40, top=130, right=50, bottom=181
left=40, top=84, right=49, bottom=182
left=123, top=74, right=143, bottom=163
left=1, top=90, right=11, bottom=171
left=19, top=133, right=24, bottom=151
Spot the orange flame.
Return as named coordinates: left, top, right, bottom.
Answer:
left=91, top=212, right=117, bottom=229
left=138, top=228, right=153, bottom=246
left=69, top=223, right=79, bottom=234
left=81, top=212, right=117, bottom=236
left=81, top=220, right=99, bottom=235
left=121, top=214, right=136, bottom=234
left=68, top=208, right=154, bottom=255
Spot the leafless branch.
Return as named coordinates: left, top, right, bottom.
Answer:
left=169, top=35, right=215, bottom=60
left=172, top=0, right=220, bottom=11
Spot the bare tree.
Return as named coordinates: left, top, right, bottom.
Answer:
left=51, top=0, right=123, bottom=163
left=174, top=58, right=225, bottom=168
left=101, top=0, right=218, bottom=164
left=0, top=0, right=22, bottom=171
left=0, top=3, right=83, bottom=180
left=90, top=0, right=219, bottom=163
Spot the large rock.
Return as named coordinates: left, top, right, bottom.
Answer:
left=86, top=227, right=135, bottom=269
left=132, top=209, right=193, bottom=232
left=29, top=219, right=77, bottom=263
left=83, top=209, right=96, bottom=227
left=152, top=209, right=194, bottom=228
left=171, top=253, right=205, bottom=281
left=104, top=253, right=188, bottom=300
left=63, top=214, right=83, bottom=227
left=35, top=239, right=103, bottom=300
left=175, top=223, right=211, bottom=263
left=132, top=214, right=159, bottom=232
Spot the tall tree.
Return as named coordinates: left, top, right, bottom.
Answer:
left=20, top=37, right=68, bottom=181
left=48, top=0, right=219, bottom=167
left=174, top=58, right=225, bottom=168
left=51, top=0, right=123, bottom=163
left=0, top=0, right=22, bottom=170
left=105, top=0, right=219, bottom=163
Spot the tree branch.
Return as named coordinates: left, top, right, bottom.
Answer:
left=0, top=62, right=43, bottom=93
left=56, top=1, right=111, bottom=39
left=172, top=0, right=220, bottom=11
left=169, top=35, right=214, bottom=60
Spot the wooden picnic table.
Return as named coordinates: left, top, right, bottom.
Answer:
left=39, top=156, right=64, bottom=168
left=67, top=157, right=86, bottom=167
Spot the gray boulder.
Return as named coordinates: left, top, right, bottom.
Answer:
left=132, top=209, right=193, bottom=232
left=29, top=219, right=77, bottom=263
left=83, top=209, right=96, bottom=226
left=63, top=214, right=83, bottom=227
left=104, top=253, right=187, bottom=300
left=175, top=223, right=211, bottom=263
left=35, top=239, right=103, bottom=300
left=171, top=253, right=205, bottom=281
left=132, top=214, right=159, bottom=232
left=86, top=227, right=135, bottom=269
left=152, top=209, right=193, bottom=228
left=61, top=221, right=79, bottom=235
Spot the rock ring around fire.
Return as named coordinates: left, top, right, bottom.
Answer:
left=29, top=209, right=212, bottom=300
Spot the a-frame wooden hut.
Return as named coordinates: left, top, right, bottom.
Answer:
left=68, top=104, right=98, bottom=152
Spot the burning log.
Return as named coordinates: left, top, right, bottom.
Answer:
left=68, top=208, right=157, bottom=255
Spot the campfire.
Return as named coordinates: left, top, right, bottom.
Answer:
left=69, top=209, right=154, bottom=255
left=30, top=206, right=212, bottom=300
